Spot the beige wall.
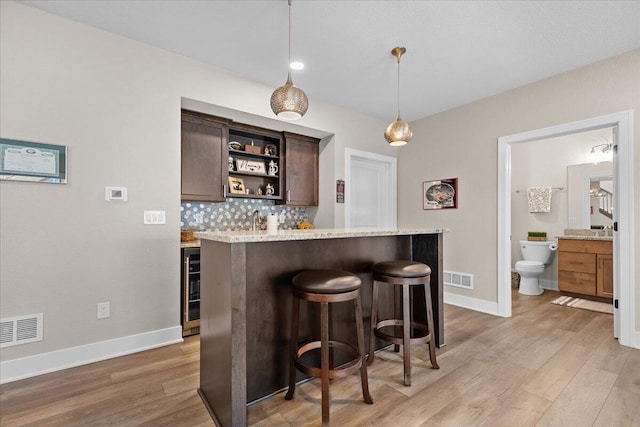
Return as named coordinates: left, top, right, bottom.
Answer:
left=2, top=2, right=638, bottom=369
left=398, top=49, right=639, bottom=332
left=0, top=2, right=395, bottom=362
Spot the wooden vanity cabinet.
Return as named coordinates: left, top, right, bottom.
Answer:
left=596, top=253, right=613, bottom=298
left=280, top=132, right=320, bottom=206
left=558, top=239, right=613, bottom=299
left=181, top=111, right=229, bottom=202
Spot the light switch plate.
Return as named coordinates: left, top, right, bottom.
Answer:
left=144, top=210, right=166, bottom=225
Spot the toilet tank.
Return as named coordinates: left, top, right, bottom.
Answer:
left=519, top=240, right=558, bottom=264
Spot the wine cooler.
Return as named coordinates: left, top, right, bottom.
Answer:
left=181, top=247, right=200, bottom=336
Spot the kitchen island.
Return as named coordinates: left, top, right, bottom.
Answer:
left=195, top=228, right=447, bottom=427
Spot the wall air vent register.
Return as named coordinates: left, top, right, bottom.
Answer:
left=444, top=271, right=474, bottom=290
left=0, top=313, right=43, bottom=348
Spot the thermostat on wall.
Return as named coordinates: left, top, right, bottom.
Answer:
left=105, top=186, right=128, bottom=201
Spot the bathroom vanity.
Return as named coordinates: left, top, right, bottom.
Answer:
left=557, top=236, right=613, bottom=300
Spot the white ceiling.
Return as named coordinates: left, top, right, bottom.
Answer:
left=19, top=0, right=640, bottom=122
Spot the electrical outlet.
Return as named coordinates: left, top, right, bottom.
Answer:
left=97, top=302, right=110, bottom=319
left=194, top=212, right=204, bottom=224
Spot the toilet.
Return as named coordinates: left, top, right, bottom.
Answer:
left=515, top=240, right=558, bottom=295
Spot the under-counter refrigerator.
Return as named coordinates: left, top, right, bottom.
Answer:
left=181, top=247, right=200, bottom=336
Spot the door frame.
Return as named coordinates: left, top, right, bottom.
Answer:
left=345, top=148, right=397, bottom=229
left=497, top=111, right=635, bottom=347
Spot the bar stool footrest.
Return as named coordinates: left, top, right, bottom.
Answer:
left=373, top=319, right=431, bottom=346
left=294, top=340, right=363, bottom=380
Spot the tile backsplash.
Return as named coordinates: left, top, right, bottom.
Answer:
left=180, top=199, right=308, bottom=231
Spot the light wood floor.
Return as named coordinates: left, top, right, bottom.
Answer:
left=2, top=291, right=639, bottom=426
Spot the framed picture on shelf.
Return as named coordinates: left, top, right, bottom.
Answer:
left=236, top=159, right=266, bottom=174
left=423, top=178, right=458, bottom=210
left=228, top=177, right=246, bottom=194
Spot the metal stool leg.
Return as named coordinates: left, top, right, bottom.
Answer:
left=285, top=296, right=300, bottom=400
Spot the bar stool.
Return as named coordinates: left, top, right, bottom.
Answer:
left=285, top=269, right=373, bottom=426
left=368, top=260, right=439, bottom=386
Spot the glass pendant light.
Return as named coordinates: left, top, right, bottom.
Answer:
left=270, top=0, right=308, bottom=120
left=384, top=46, right=413, bottom=146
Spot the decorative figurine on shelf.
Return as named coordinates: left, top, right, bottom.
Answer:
left=265, top=183, right=275, bottom=196
left=264, top=144, right=277, bottom=156
left=268, top=160, right=278, bottom=176
left=257, top=187, right=263, bottom=196
left=228, top=156, right=234, bottom=171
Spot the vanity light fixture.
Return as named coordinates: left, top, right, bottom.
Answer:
left=590, top=142, right=613, bottom=164
left=384, top=46, right=413, bottom=146
left=270, top=0, right=308, bottom=120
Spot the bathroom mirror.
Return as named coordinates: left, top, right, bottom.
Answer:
left=567, top=162, right=613, bottom=229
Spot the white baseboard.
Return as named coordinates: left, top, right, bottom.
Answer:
left=0, top=326, right=183, bottom=384
left=634, top=330, right=640, bottom=349
left=444, top=291, right=499, bottom=316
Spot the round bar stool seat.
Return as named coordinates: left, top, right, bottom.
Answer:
left=286, top=270, right=373, bottom=426
left=368, top=260, right=439, bottom=386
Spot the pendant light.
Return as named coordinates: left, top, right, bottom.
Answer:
left=384, top=47, right=413, bottom=146
left=270, top=0, right=308, bottom=120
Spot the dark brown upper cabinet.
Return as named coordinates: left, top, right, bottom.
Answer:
left=181, top=111, right=228, bottom=202
left=280, top=132, right=320, bottom=206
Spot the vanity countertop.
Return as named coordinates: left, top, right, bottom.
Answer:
left=557, top=235, right=613, bottom=241
left=196, top=227, right=448, bottom=244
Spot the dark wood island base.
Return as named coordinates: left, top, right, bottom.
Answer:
left=196, top=228, right=446, bottom=427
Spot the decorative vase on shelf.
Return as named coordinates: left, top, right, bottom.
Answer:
left=268, top=160, right=278, bottom=176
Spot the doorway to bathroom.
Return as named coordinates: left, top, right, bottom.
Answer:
left=497, top=111, right=635, bottom=347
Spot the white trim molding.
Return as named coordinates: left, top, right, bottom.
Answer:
left=444, top=290, right=499, bottom=316
left=0, top=326, right=183, bottom=384
left=498, top=111, right=635, bottom=347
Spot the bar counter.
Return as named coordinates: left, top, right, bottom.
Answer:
left=195, top=228, right=447, bottom=426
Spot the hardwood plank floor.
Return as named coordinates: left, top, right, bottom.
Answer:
left=1, top=290, right=638, bottom=426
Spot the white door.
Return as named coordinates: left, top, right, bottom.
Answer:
left=345, top=149, right=397, bottom=229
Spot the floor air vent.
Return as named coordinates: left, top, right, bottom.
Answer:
left=444, top=271, right=474, bottom=290
left=0, top=313, right=43, bottom=348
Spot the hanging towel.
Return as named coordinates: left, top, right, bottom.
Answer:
left=527, top=187, right=552, bottom=213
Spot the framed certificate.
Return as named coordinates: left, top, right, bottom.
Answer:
left=0, top=138, right=67, bottom=184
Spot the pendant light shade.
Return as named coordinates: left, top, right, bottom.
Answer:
left=384, top=47, right=412, bottom=146
left=271, top=0, right=308, bottom=120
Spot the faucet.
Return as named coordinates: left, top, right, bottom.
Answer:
left=251, top=210, right=260, bottom=231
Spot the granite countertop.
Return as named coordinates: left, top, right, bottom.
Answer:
left=180, top=240, right=201, bottom=248
left=195, top=227, right=448, bottom=244
left=557, top=228, right=613, bottom=241
left=557, top=235, right=613, bottom=241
